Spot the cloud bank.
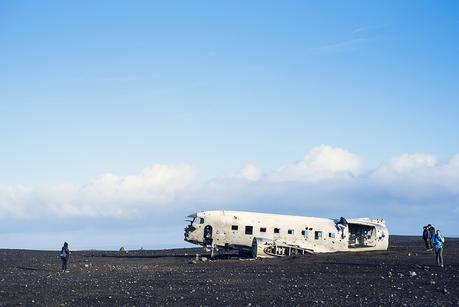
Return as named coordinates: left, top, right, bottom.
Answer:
left=0, top=164, right=197, bottom=219
left=1, top=145, right=458, bottom=248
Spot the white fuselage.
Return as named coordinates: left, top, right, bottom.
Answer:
left=184, top=210, right=389, bottom=257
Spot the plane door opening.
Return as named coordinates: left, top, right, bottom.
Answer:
left=203, top=225, right=213, bottom=246
left=348, top=224, right=377, bottom=248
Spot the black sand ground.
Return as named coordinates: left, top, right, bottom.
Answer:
left=0, top=236, right=458, bottom=306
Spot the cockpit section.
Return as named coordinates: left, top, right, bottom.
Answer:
left=184, top=214, right=205, bottom=245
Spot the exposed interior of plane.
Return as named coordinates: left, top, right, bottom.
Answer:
left=348, top=223, right=377, bottom=248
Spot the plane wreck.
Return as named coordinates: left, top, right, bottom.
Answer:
left=184, top=210, right=389, bottom=258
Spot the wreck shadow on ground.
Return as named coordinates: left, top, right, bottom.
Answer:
left=94, top=254, right=202, bottom=259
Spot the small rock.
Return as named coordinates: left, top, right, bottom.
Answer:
left=409, top=271, right=417, bottom=277
left=188, top=260, right=197, bottom=264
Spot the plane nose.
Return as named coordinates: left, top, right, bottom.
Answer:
left=184, top=225, right=196, bottom=240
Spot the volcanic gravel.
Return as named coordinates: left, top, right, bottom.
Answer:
left=0, top=236, right=458, bottom=306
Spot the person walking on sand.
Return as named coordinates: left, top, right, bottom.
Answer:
left=60, top=242, right=70, bottom=272
left=431, top=230, right=445, bottom=267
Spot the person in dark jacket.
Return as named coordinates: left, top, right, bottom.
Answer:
left=428, top=224, right=435, bottom=239
left=336, top=217, right=348, bottom=239
left=60, top=242, right=70, bottom=272
left=422, top=226, right=431, bottom=250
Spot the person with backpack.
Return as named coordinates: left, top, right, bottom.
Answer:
left=431, top=230, right=445, bottom=267
left=60, top=242, right=70, bottom=272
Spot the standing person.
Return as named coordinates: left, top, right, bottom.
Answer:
left=422, top=226, right=431, bottom=250
left=431, top=230, right=445, bottom=267
left=60, top=242, right=70, bottom=272
left=428, top=224, right=435, bottom=240
left=427, top=224, right=435, bottom=251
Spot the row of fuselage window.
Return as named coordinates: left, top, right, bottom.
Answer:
left=232, top=225, right=336, bottom=239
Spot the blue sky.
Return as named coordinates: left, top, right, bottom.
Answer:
left=1, top=1, right=458, bottom=249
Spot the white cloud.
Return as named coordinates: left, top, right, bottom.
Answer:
left=370, top=153, right=459, bottom=199
left=0, top=164, right=197, bottom=219
left=269, top=145, right=363, bottom=182
left=377, top=153, right=437, bottom=174
left=0, top=185, right=34, bottom=218
left=83, top=164, right=196, bottom=202
left=237, top=164, right=262, bottom=181
left=439, top=155, right=459, bottom=178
